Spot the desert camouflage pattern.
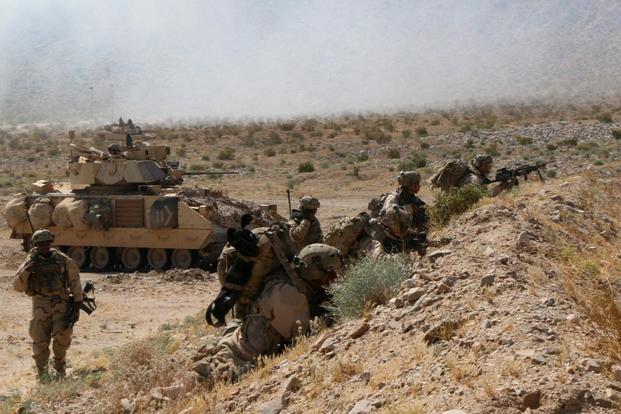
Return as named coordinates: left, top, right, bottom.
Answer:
left=13, top=248, right=82, bottom=378
left=288, top=217, right=323, bottom=251
left=193, top=273, right=309, bottom=383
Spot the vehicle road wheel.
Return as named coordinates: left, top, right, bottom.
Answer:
left=68, top=246, right=90, bottom=269
left=171, top=249, right=193, bottom=269
left=90, top=247, right=110, bottom=271
left=147, top=248, right=169, bottom=271
left=120, top=247, right=143, bottom=271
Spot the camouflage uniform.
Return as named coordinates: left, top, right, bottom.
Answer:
left=13, top=247, right=82, bottom=379
left=288, top=196, right=323, bottom=251
left=194, top=244, right=342, bottom=384
left=370, top=171, right=428, bottom=257
left=457, top=155, right=493, bottom=187
left=458, top=154, right=515, bottom=196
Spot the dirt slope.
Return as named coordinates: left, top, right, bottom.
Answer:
left=10, top=173, right=621, bottom=414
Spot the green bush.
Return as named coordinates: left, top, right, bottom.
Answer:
left=560, top=138, right=578, bottom=147
left=278, top=122, right=296, bottom=131
left=401, top=129, right=412, bottom=139
left=485, top=143, right=500, bottom=156
left=398, top=152, right=427, bottom=170
left=612, top=129, right=621, bottom=140
left=298, top=161, right=315, bottom=173
left=430, top=183, right=487, bottom=226
left=593, top=159, right=604, bottom=166
left=267, top=131, right=282, bottom=145
left=514, top=135, right=533, bottom=145
left=598, top=112, right=613, bottom=123
left=420, top=142, right=430, bottom=150
left=386, top=148, right=400, bottom=159
left=546, top=144, right=557, bottom=151
left=460, top=124, right=472, bottom=133
left=217, top=147, right=235, bottom=160
left=263, top=148, right=276, bottom=157
left=415, top=126, right=428, bottom=137
left=546, top=169, right=557, bottom=178
left=327, top=256, right=410, bottom=320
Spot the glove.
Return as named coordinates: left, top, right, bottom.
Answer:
left=301, top=209, right=316, bottom=222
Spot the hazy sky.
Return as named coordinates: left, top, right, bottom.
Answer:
left=1, top=0, right=620, bottom=122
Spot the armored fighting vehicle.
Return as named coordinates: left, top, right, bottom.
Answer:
left=3, top=120, right=282, bottom=271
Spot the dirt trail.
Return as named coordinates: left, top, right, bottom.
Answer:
left=0, top=195, right=374, bottom=394
left=0, top=270, right=217, bottom=394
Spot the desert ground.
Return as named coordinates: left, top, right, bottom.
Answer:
left=1, top=101, right=621, bottom=413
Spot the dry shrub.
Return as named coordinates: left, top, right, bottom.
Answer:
left=542, top=175, right=621, bottom=360
left=328, top=255, right=411, bottom=320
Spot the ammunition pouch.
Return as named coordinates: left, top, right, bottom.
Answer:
left=27, top=253, right=66, bottom=295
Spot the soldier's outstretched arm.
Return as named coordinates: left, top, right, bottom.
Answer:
left=13, top=261, right=32, bottom=293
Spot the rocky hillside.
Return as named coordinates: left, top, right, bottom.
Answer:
left=7, top=171, right=621, bottom=414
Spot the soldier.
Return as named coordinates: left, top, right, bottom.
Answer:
left=13, top=229, right=83, bottom=382
left=366, top=171, right=429, bottom=256
left=289, top=195, right=323, bottom=251
left=107, top=143, right=123, bottom=159
left=382, top=170, right=428, bottom=233
left=193, top=243, right=342, bottom=384
left=458, top=154, right=515, bottom=196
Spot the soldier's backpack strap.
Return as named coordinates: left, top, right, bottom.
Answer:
left=264, top=230, right=309, bottom=297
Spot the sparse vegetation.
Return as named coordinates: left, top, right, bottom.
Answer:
left=328, top=255, right=410, bottom=320
left=430, top=183, right=488, bottom=225
left=415, top=126, right=428, bottom=137
left=514, top=135, right=533, bottom=145
left=386, top=148, right=401, bottom=159
left=612, top=128, right=621, bottom=140
left=298, top=161, right=315, bottom=173
left=598, top=112, right=613, bottom=123
left=217, top=147, right=236, bottom=160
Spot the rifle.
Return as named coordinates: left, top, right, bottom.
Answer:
left=65, top=281, right=97, bottom=328
left=491, top=162, right=546, bottom=184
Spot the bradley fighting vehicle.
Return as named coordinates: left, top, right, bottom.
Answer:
left=3, top=119, right=283, bottom=271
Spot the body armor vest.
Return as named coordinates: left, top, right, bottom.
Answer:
left=28, top=251, right=67, bottom=295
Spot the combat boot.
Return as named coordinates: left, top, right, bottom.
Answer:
left=36, top=364, right=51, bottom=384
left=53, top=360, right=66, bottom=380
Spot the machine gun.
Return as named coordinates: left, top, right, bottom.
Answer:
left=64, top=281, right=97, bottom=328
left=491, top=162, right=546, bottom=184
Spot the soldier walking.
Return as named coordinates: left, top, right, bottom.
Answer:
left=13, top=229, right=83, bottom=382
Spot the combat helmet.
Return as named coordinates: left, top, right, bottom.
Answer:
left=32, top=229, right=54, bottom=244
left=108, top=143, right=122, bottom=154
left=298, top=195, right=320, bottom=210
left=294, top=243, right=342, bottom=286
left=397, top=171, right=421, bottom=187
left=471, top=154, right=493, bottom=169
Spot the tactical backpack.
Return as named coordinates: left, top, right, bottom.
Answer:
left=323, top=212, right=370, bottom=255
left=368, top=193, right=390, bottom=218
left=429, top=159, right=471, bottom=191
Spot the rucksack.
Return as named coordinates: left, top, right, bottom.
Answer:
left=324, top=212, right=370, bottom=255
left=429, top=159, right=470, bottom=191
left=368, top=193, right=390, bottom=218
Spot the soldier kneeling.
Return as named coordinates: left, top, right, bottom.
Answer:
left=193, top=243, right=342, bottom=385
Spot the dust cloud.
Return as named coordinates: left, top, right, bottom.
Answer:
left=1, top=0, right=620, bottom=123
